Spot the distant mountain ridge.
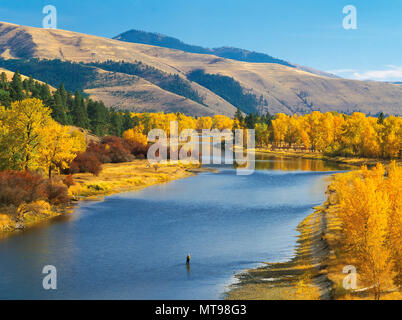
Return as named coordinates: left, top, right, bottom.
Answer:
left=113, top=29, right=294, bottom=66
left=0, top=21, right=401, bottom=117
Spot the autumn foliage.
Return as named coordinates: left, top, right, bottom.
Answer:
left=67, top=135, right=139, bottom=175
left=127, top=112, right=234, bottom=136
left=0, top=170, right=68, bottom=207
left=330, top=162, right=402, bottom=299
left=122, top=128, right=149, bottom=157
left=269, top=112, right=401, bottom=159
left=68, top=152, right=102, bottom=176
left=95, top=136, right=135, bottom=163
left=0, top=98, right=86, bottom=175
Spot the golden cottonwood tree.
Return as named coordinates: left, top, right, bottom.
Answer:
left=255, top=123, right=270, bottom=147
left=40, top=121, right=86, bottom=178
left=381, top=116, right=401, bottom=159
left=270, top=111, right=400, bottom=159
left=0, top=98, right=85, bottom=176
left=196, top=117, right=213, bottom=130
left=384, top=162, right=402, bottom=287
left=272, top=113, right=288, bottom=147
left=212, top=115, right=234, bottom=130
left=331, top=164, right=401, bottom=299
left=0, top=98, right=52, bottom=170
left=123, top=128, right=148, bottom=147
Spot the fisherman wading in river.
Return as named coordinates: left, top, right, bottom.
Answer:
left=186, top=253, right=191, bottom=265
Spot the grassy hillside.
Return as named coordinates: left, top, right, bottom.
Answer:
left=114, top=29, right=294, bottom=66
left=0, top=21, right=401, bottom=116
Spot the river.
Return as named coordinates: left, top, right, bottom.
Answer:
left=0, top=154, right=349, bottom=299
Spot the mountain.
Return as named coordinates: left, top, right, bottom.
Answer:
left=113, top=30, right=339, bottom=79
left=113, top=29, right=294, bottom=66
left=0, top=21, right=401, bottom=117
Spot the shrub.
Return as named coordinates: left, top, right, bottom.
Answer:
left=0, top=170, right=69, bottom=207
left=86, top=182, right=111, bottom=192
left=69, top=152, right=102, bottom=176
left=62, top=174, right=75, bottom=187
left=0, top=213, right=14, bottom=231
left=17, top=200, right=51, bottom=217
left=46, top=182, right=69, bottom=205
left=123, top=129, right=149, bottom=157
left=86, top=136, right=135, bottom=164
left=125, top=139, right=149, bottom=158
left=0, top=171, right=47, bottom=206
left=67, top=184, right=83, bottom=197
left=67, top=135, right=138, bottom=175
left=85, top=141, right=111, bottom=163
left=99, top=136, right=135, bottom=163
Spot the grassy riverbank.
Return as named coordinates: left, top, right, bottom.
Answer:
left=253, top=148, right=401, bottom=167
left=226, top=164, right=402, bottom=300
left=0, top=160, right=197, bottom=238
left=225, top=202, right=330, bottom=300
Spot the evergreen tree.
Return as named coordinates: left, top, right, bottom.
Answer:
left=109, top=111, right=123, bottom=136
left=51, top=91, right=68, bottom=125
left=65, top=92, right=74, bottom=124
left=72, top=91, right=89, bottom=128
left=0, top=89, right=11, bottom=108
left=245, top=113, right=258, bottom=129
left=123, top=110, right=137, bottom=131
left=234, top=108, right=244, bottom=122
left=39, top=84, right=52, bottom=105
left=58, top=83, right=67, bottom=106
left=0, top=72, right=7, bottom=90
left=87, top=100, right=109, bottom=136
left=378, top=112, right=385, bottom=124
left=10, top=71, right=25, bottom=101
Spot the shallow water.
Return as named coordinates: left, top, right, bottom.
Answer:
left=0, top=155, right=348, bottom=299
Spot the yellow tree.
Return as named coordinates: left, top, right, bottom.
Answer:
left=332, top=114, right=345, bottom=140
left=285, top=114, right=303, bottom=148
left=178, top=113, right=197, bottom=132
left=212, top=115, right=234, bottom=130
left=255, top=123, right=270, bottom=147
left=40, top=121, right=86, bottom=178
left=271, top=113, right=289, bottom=148
left=380, top=116, right=401, bottom=159
left=341, top=112, right=367, bottom=156
left=361, top=117, right=381, bottom=158
left=0, top=98, right=52, bottom=170
left=196, top=117, right=213, bottom=130
left=123, top=128, right=148, bottom=147
left=332, top=164, right=396, bottom=299
left=321, top=112, right=336, bottom=148
left=384, top=162, right=402, bottom=287
left=304, top=111, right=326, bottom=151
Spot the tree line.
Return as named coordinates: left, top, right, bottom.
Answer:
left=187, top=69, right=268, bottom=114
left=239, top=111, right=401, bottom=159
left=85, top=60, right=206, bottom=106
left=0, top=58, right=206, bottom=109
left=0, top=71, right=136, bottom=137
left=330, top=163, right=401, bottom=299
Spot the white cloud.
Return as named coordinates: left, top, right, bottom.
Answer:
left=328, top=66, right=402, bottom=82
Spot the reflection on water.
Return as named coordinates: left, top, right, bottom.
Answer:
left=0, top=154, right=349, bottom=299
left=186, top=263, right=191, bottom=278
left=254, top=154, right=351, bottom=172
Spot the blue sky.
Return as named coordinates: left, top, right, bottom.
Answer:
left=1, top=0, right=402, bottom=81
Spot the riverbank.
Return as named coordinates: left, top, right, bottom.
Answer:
left=225, top=199, right=332, bottom=300
left=0, top=160, right=197, bottom=238
left=252, top=148, right=400, bottom=168
left=226, top=165, right=402, bottom=300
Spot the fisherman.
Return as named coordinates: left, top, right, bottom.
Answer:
left=186, top=253, right=191, bottom=265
